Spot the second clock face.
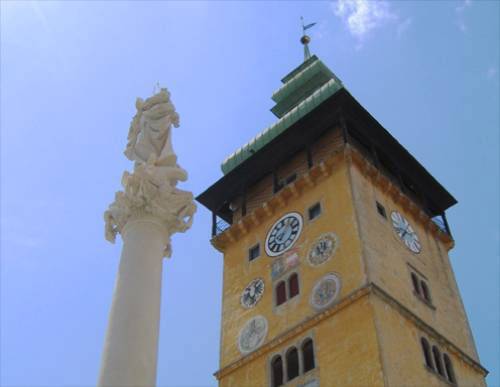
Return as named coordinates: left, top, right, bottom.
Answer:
left=265, top=212, right=303, bottom=257
left=391, top=211, right=421, bottom=253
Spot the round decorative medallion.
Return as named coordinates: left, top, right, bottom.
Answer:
left=310, top=273, right=341, bottom=310
left=307, top=232, right=339, bottom=266
left=391, top=211, right=421, bottom=254
left=265, top=212, right=303, bottom=257
left=238, top=315, right=268, bottom=354
left=240, top=278, right=265, bottom=308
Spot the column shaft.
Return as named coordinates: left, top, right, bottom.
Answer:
left=98, top=218, right=168, bottom=387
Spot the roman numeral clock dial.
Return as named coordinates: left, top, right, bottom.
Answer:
left=265, top=212, right=303, bottom=257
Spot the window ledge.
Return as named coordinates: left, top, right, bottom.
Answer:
left=424, top=364, right=456, bottom=386
left=414, top=291, right=436, bottom=310
left=281, top=367, right=319, bottom=387
left=274, top=294, right=301, bottom=312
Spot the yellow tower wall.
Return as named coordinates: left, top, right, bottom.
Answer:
left=220, top=294, right=384, bottom=387
left=371, top=294, right=486, bottom=386
left=347, top=151, right=480, bottom=362
left=218, top=149, right=367, bottom=371
left=212, top=133, right=486, bottom=386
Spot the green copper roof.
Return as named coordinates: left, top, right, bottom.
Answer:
left=271, top=58, right=340, bottom=118
left=221, top=57, right=344, bottom=175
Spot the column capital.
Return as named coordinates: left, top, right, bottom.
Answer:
left=104, top=164, right=196, bottom=258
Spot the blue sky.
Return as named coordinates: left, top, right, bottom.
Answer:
left=1, top=1, right=498, bottom=386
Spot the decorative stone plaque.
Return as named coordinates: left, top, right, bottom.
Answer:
left=240, top=278, right=265, bottom=309
left=310, top=273, right=341, bottom=310
left=238, top=315, right=268, bottom=355
left=271, top=248, right=300, bottom=280
left=307, top=233, right=339, bottom=266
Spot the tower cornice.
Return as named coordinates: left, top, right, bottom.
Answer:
left=211, top=146, right=453, bottom=253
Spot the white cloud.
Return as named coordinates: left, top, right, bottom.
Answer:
left=332, top=0, right=397, bottom=40
left=455, top=0, right=472, bottom=32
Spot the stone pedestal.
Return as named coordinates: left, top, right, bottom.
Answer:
left=98, top=217, right=168, bottom=387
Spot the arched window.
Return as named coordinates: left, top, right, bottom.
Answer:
left=421, top=337, right=434, bottom=370
left=420, top=280, right=431, bottom=303
left=432, top=346, right=445, bottom=377
left=443, top=353, right=456, bottom=384
left=271, top=355, right=283, bottom=387
left=288, top=273, right=299, bottom=299
left=286, top=347, right=299, bottom=381
left=276, top=281, right=286, bottom=306
left=411, top=272, right=420, bottom=294
left=302, top=338, right=315, bottom=373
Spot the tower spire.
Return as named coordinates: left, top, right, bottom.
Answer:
left=300, top=17, right=316, bottom=62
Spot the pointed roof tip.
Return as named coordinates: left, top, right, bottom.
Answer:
left=300, top=18, right=316, bottom=62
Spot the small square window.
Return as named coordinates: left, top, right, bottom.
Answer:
left=376, top=201, right=387, bottom=219
left=308, top=202, right=322, bottom=221
left=248, top=244, right=260, bottom=261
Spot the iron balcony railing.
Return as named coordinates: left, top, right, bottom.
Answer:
left=212, top=216, right=231, bottom=237
left=432, top=216, right=449, bottom=235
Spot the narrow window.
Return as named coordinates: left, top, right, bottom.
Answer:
left=286, top=347, right=299, bottom=381
left=421, top=338, right=434, bottom=370
left=248, top=244, right=260, bottom=262
left=432, top=346, right=445, bottom=377
left=276, top=281, right=287, bottom=306
left=302, top=339, right=315, bottom=373
left=443, top=353, right=456, bottom=384
left=271, top=355, right=283, bottom=387
left=288, top=273, right=300, bottom=298
left=308, top=202, right=322, bottom=221
left=376, top=201, right=387, bottom=218
left=411, top=272, right=421, bottom=295
left=420, top=280, right=431, bottom=303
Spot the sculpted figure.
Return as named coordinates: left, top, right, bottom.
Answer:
left=105, top=88, right=196, bottom=257
left=125, top=88, right=180, bottom=167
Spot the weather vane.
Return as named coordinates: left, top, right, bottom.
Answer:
left=300, top=17, right=316, bottom=61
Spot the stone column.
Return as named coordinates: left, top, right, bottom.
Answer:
left=100, top=88, right=195, bottom=387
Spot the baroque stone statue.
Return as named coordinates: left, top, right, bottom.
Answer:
left=104, top=88, right=196, bottom=257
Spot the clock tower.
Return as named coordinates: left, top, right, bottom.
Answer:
left=196, top=37, right=487, bottom=386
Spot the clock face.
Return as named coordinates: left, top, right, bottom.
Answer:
left=310, top=273, right=341, bottom=310
left=238, top=315, right=268, bottom=354
left=391, top=211, right=421, bottom=253
left=240, top=278, right=265, bottom=309
left=265, top=212, right=303, bottom=257
left=308, top=233, right=339, bottom=266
